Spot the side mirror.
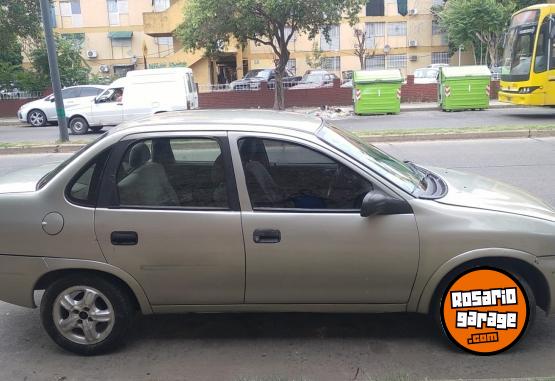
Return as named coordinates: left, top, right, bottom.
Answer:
left=49, top=96, right=55, bottom=102
left=360, top=192, right=412, bottom=217
left=95, top=96, right=108, bottom=103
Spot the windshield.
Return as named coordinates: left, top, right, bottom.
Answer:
left=317, top=124, right=426, bottom=195
left=243, top=70, right=263, bottom=79
left=301, top=73, right=325, bottom=84
left=36, top=133, right=107, bottom=190
left=414, top=69, right=438, bottom=79
left=501, top=10, right=540, bottom=82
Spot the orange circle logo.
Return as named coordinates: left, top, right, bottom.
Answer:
left=441, top=267, right=529, bottom=355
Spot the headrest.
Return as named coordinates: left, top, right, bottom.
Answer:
left=129, top=143, right=151, bottom=169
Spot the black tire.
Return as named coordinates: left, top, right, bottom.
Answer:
left=69, top=116, right=89, bottom=135
left=40, top=274, right=134, bottom=356
left=432, top=266, right=536, bottom=353
left=27, top=109, right=47, bottom=127
left=90, top=126, right=103, bottom=133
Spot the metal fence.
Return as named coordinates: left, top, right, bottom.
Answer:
left=199, top=81, right=308, bottom=93
left=0, top=91, right=44, bottom=100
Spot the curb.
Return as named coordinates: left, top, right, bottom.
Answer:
left=360, top=129, right=555, bottom=143
left=0, top=144, right=84, bottom=155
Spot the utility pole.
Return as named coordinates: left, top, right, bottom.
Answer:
left=39, top=0, right=69, bottom=142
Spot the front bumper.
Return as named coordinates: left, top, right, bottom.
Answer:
left=17, top=110, right=26, bottom=122
left=536, top=256, right=555, bottom=316
left=498, top=91, right=545, bottom=106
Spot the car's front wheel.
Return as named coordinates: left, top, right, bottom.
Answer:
left=69, top=116, right=89, bottom=135
left=40, top=274, right=134, bottom=355
left=27, top=109, right=47, bottom=127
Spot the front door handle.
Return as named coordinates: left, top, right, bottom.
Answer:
left=111, top=231, right=138, bottom=246
left=253, top=229, right=281, bottom=244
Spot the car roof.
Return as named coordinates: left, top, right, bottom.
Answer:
left=110, top=110, right=323, bottom=136
left=64, top=85, right=107, bottom=89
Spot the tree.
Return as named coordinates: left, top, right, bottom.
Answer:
left=30, top=35, right=91, bottom=87
left=176, top=0, right=365, bottom=110
left=437, top=0, right=544, bottom=67
left=305, top=41, right=323, bottom=69
left=353, top=27, right=377, bottom=70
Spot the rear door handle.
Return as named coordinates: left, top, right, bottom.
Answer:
left=111, top=231, right=138, bottom=246
left=253, top=229, right=281, bottom=244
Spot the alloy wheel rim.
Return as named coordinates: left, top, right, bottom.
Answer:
left=73, top=121, right=84, bottom=132
left=30, top=111, right=44, bottom=126
left=52, top=286, right=115, bottom=345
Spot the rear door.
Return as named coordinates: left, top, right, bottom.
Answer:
left=185, top=73, right=199, bottom=109
left=95, top=132, right=245, bottom=306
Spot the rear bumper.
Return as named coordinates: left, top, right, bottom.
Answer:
left=0, top=255, right=48, bottom=308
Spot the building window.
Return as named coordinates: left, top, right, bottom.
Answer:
left=59, top=0, right=82, bottom=27
left=366, top=22, right=385, bottom=37
left=286, top=59, right=297, bottom=75
left=387, top=54, right=407, bottom=68
left=107, top=0, right=128, bottom=25
left=320, top=25, right=340, bottom=51
left=365, top=55, right=385, bottom=70
left=432, top=51, right=450, bottom=64
left=153, top=0, right=170, bottom=12
left=366, top=0, right=385, bottom=16
left=321, top=57, right=341, bottom=71
left=432, top=20, right=444, bottom=35
left=154, top=37, right=174, bottom=57
left=387, top=22, right=407, bottom=36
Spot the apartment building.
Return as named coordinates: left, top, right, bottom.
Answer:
left=51, top=0, right=473, bottom=87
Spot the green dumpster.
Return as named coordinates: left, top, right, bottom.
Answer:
left=353, top=70, right=403, bottom=115
left=438, top=66, right=492, bottom=111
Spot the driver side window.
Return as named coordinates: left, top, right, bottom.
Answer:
left=238, top=138, right=373, bottom=211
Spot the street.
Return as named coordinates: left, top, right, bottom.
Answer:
left=0, top=137, right=554, bottom=381
left=1, top=106, right=555, bottom=144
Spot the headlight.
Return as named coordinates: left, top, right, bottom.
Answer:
left=518, top=86, right=540, bottom=94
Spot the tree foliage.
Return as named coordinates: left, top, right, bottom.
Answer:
left=30, top=35, right=91, bottom=87
left=437, top=0, right=544, bottom=67
left=177, top=0, right=365, bottom=109
left=305, top=41, right=323, bottom=69
left=0, top=0, right=42, bottom=44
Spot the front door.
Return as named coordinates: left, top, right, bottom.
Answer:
left=95, top=133, right=245, bottom=306
left=231, top=133, right=420, bottom=304
left=91, top=87, right=124, bottom=126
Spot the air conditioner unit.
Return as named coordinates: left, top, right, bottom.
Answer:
left=99, top=64, right=110, bottom=73
left=408, top=40, right=418, bottom=48
left=408, top=8, right=418, bottom=16
left=409, top=55, right=418, bottom=62
left=86, top=49, right=98, bottom=59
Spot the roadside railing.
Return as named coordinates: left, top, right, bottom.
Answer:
left=0, top=91, right=44, bottom=100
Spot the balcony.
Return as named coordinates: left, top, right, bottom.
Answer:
left=143, top=0, right=185, bottom=37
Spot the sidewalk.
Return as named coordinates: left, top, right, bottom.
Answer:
left=288, top=100, right=517, bottom=116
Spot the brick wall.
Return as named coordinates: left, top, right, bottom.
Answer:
left=199, top=76, right=501, bottom=109
left=0, top=99, right=34, bottom=118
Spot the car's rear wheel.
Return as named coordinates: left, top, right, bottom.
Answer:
left=40, top=274, right=134, bottom=355
left=27, top=109, right=47, bottom=127
left=69, top=116, right=89, bottom=135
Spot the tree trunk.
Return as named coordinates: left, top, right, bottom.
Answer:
left=273, top=50, right=289, bottom=110
left=359, top=54, right=365, bottom=70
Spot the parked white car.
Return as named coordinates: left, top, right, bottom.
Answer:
left=414, top=68, right=439, bottom=84
left=17, top=85, right=107, bottom=127
left=66, top=68, right=199, bottom=134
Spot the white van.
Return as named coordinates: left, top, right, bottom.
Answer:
left=66, top=68, right=199, bottom=134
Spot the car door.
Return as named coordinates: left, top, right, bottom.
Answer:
left=230, top=132, right=420, bottom=304
left=92, top=87, right=124, bottom=126
left=186, top=73, right=199, bottom=109
left=94, top=132, right=245, bottom=306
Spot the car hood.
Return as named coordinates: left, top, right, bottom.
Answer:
left=291, top=83, right=323, bottom=89
left=429, top=167, right=555, bottom=222
left=19, top=98, right=46, bottom=111
left=0, top=164, right=59, bottom=194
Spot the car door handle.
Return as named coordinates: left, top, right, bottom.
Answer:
left=111, top=231, right=138, bottom=246
left=253, top=229, right=281, bottom=244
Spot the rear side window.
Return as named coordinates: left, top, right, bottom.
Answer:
left=62, top=88, right=81, bottom=99
left=66, top=149, right=111, bottom=206
left=80, top=87, right=103, bottom=97
left=116, top=138, right=228, bottom=209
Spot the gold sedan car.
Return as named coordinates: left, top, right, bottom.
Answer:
left=0, top=110, right=553, bottom=355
